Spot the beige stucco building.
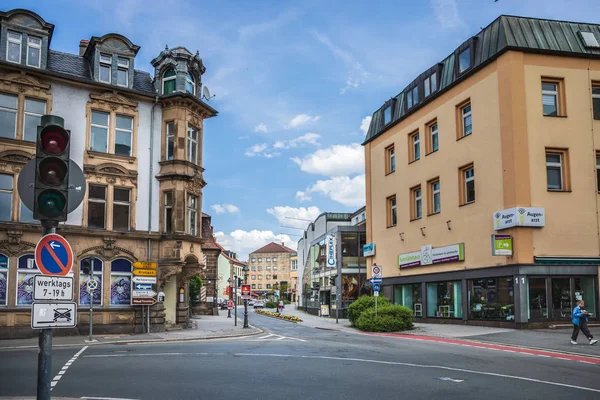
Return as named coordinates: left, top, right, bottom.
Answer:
left=364, top=15, right=600, bottom=327
left=247, top=242, right=295, bottom=299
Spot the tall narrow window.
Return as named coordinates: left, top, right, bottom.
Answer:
left=26, top=36, right=42, bottom=68
left=430, top=122, right=439, bottom=152
left=461, top=103, right=472, bottom=137
left=187, top=194, right=198, bottom=235
left=386, top=145, right=395, bottom=174
left=430, top=72, right=437, bottom=92
left=424, top=77, right=431, bottom=97
left=6, top=31, right=21, bottom=64
left=23, top=98, right=46, bottom=141
left=117, top=57, right=129, bottom=87
left=387, top=195, right=397, bottom=227
left=99, top=54, right=112, bottom=83
left=17, top=255, right=38, bottom=305
left=0, top=93, right=18, bottom=139
left=110, top=259, right=132, bottom=306
left=88, top=185, right=107, bottom=229
left=412, top=186, right=422, bottom=220
left=115, top=115, right=133, bottom=156
left=166, top=122, right=175, bottom=160
left=407, top=90, right=413, bottom=109
left=90, top=111, right=109, bottom=153
left=79, top=258, right=103, bottom=306
left=0, top=174, right=13, bottom=222
left=592, top=85, right=600, bottom=120
left=461, top=165, right=475, bottom=204
left=409, top=131, right=420, bottom=162
left=384, top=106, right=392, bottom=125
left=187, top=126, right=198, bottom=164
left=0, top=253, right=7, bottom=306
left=597, top=154, right=600, bottom=193
left=542, top=82, right=559, bottom=116
left=186, top=73, right=195, bottom=94
left=459, top=48, right=471, bottom=73
left=412, top=87, right=419, bottom=105
left=163, top=69, right=176, bottom=94
left=164, top=192, right=173, bottom=233
left=546, top=151, right=564, bottom=190
left=430, top=179, right=441, bottom=214
left=113, top=188, right=130, bottom=231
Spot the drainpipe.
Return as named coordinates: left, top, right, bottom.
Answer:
left=146, top=94, right=159, bottom=334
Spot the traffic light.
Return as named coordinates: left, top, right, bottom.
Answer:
left=34, top=115, right=70, bottom=223
left=237, top=277, right=243, bottom=287
left=82, top=259, right=91, bottom=275
left=329, top=275, right=337, bottom=286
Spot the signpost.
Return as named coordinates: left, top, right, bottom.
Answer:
left=132, top=269, right=157, bottom=277
left=132, top=276, right=157, bottom=284
left=133, top=261, right=157, bottom=269
left=131, top=261, right=158, bottom=334
left=33, top=276, right=73, bottom=301
left=31, top=303, right=77, bottom=329
left=492, top=234, right=513, bottom=256
left=241, top=284, right=251, bottom=300
left=34, top=234, right=73, bottom=276
left=132, top=298, right=157, bottom=305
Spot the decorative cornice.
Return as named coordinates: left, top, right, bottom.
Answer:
left=0, top=71, right=51, bottom=93
left=0, top=230, right=35, bottom=257
left=84, top=162, right=138, bottom=185
left=160, top=95, right=216, bottom=119
left=89, top=91, right=138, bottom=111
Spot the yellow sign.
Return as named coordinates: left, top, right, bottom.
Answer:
left=132, top=269, right=157, bottom=277
left=133, top=261, right=157, bottom=269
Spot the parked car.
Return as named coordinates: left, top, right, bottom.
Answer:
left=253, top=302, right=264, bottom=309
left=248, top=300, right=256, bottom=306
left=220, top=301, right=228, bottom=310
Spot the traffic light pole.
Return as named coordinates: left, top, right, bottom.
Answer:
left=234, top=278, right=237, bottom=327
left=37, top=224, right=55, bottom=400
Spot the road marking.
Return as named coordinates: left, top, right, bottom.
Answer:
left=437, top=377, right=464, bottom=383
left=81, top=397, right=140, bottom=400
left=50, top=346, right=88, bottom=391
left=244, top=333, right=307, bottom=342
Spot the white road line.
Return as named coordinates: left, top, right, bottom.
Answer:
left=50, top=346, right=88, bottom=391
left=81, top=397, right=140, bottom=400
left=579, top=361, right=595, bottom=365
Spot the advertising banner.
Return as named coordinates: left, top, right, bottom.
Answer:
left=493, top=207, right=545, bottom=230
left=399, top=243, right=465, bottom=268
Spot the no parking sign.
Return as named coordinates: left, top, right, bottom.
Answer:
left=34, top=233, right=73, bottom=276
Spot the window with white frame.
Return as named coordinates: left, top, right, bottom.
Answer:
left=413, top=133, right=420, bottom=161
left=462, top=104, right=472, bottom=136
left=17, top=254, right=38, bottom=305
left=187, top=126, right=198, bottom=164
left=88, top=185, right=107, bottom=229
left=186, top=73, right=195, bottom=94
left=266, top=257, right=270, bottom=262
left=187, top=194, right=198, bottom=235
left=546, top=152, right=563, bottom=190
left=90, top=111, right=109, bottom=153
left=0, top=253, right=7, bottom=306
left=80, top=257, right=103, bottom=306
left=163, top=69, right=176, bottom=94
left=388, top=195, right=397, bottom=227
left=542, top=82, right=559, bottom=116
left=252, top=275, right=256, bottom=280
left=387, top=145, right=396, bottom=174
left=258, top=258, right=262, bottom=262
left=110, top=259, right=132, bottom=305
left=258, top=284, right=263, bottom=289
left=266, top=274, right=271, bottom=280
left=251, top=258, right=256, bottom=263
left=412, top=186, right=422, bottom=220
left=0, top=92, right=18, bottom=139
left=464, top=166, right=475, bottom=203
left=273, top=257, right=277, bottom=262
left=252, top=284, right=256, bottom=289
left=26, top=36, right=42, bottom=68
left=6, top=31, right=21, bottom=64
left=266, top=266, right=271, bottom=270
left=117, top=57, right=129, bottom=87
left=424, top=72, right=437, bottom=96
left=99, top=54, right=112, bottom=83
left=431, top=180, right=441, bottom=214
left=593, top=85, right=600, bottom=120
left=166, top=121, right=175, bottom=160
left=597, top=154, right=600, bottom=192
left=430, top=122, right=439, bottom=152
left=0, top=174, right=12, bottom=222
left=164, top=191, right=173, bottom=233
left=114, top=115, right=133, bottom=156
left=273, top=266, right=277, bottom=271
left=113, top=188, right=131, bottom=231
left=23, top=98, right=46, bottom=142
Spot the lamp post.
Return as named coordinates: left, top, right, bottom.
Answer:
left=233, top=275, right=238, bottom=326
left=227, top=278, right=232, bottom=318
left=243, top=265, right=249, bottom=328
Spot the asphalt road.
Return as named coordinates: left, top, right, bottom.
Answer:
left=1, top=311, right=600, bottom=400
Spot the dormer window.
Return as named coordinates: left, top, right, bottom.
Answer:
left=26, top=37, right=42, bottom=68
left=117, top=57, right=129, bottom=87
left=383, top=105, right=392, bottom=125
left=6, top=31, right=22, bottom=64
left=99, top=54, right=111, bottom=83
left=458, top=48, right=471, bottom=74
left=424, top=72, right=437, bottom=98
left=186, top=73, right=195, bottom=95
left=163, top=69, right=176, bottom=94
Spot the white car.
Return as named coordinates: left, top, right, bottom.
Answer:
left=248, top=300, right=256, bottom=306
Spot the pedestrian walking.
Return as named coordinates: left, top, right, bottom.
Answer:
left=279, top=300, right=284, bottom=312
left=571, top=300, right=598, bottom=345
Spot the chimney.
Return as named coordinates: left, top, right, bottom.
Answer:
left=79, top=40, right=89, bottom=56
left=282, top=242, right=285, bottom=247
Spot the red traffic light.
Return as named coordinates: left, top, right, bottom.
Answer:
left=40, top=127, right=69, bottom=155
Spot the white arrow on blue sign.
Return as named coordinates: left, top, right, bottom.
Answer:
left=370, top=278, right=382, bottom=284
left=134, top=283, right=152, bottom=290
left=372, top=283, right=381, bottom=292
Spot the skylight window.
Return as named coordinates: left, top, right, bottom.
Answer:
left=580, top=31, right=600, bottom=48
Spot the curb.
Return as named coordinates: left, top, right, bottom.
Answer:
left=254, top=310, right=302, bottom=323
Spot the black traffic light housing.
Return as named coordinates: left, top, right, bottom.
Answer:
left=329, top=275, right=337, bottom=286
left=82, top=259, right=91, bottom=275
left=34, top=115, right=70, bottom=224
left=237, top=277, right=243, bottom=287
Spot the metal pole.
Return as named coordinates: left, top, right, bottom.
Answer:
left=89, top=265, right=93, bottom=342
left=37, top=224, right=54, bottom=400
left=234, top=277, right=237, bottom=326
left=335, top=275, right=339, bottom=324
left=141, top=304, right=145, bottom=332
left=375, top=295, right=378, bottom=317
left=243, top=272, right=249, bottom=328
left=147, top=305, right=150, bottom=333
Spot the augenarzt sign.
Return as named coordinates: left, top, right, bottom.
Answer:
left=493, top=207, right=545, bottom=230
left=398, top=243, right=465, bottom=268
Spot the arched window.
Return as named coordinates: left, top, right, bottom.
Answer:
left=186, top=73, right=195, bottom=95
left=110, top=259, right=132, bottom=306
left=17, top=254, right=38, bottom=305
left=0, top=253, right=8, bottom=306
left=162, top=68, right=176, bottom=95
left=80, top=257, right=103, bottom=306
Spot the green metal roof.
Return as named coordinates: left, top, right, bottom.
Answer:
left=363, top=15, right=600, bottom=145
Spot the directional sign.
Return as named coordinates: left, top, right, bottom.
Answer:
left=35, top=233, right=73, bottom=276
left=372, top=283, right=381, bottom=292
left=132, top=269, right=156, bottom=277
left=33, top=275, right=73, bottom=301
left=369, top=277, right=382, bottom=284
left=133, top=261, right=157, bottom=270
left=134, top=283, right=153, bottom=290
left=31, top=302, right=77, bottom=329
left=131, top=298, right=157, bottom=306
left=132, top=276, right=157, bottom=284
left=132, top=290, right=157, bottom=298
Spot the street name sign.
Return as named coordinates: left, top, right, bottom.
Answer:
left=132, top=269, right=156, bottom=277
left=132, top=276, right=157, bottom=284
left=132, top=290, right=157, bottom=298
left=34, top=233, right=73, bottom=276
left=132, top=298, right=157, bottom=305
left=31, top=302, right=77, bottom=329
left=134, top=283, right=153, bottom=290
left=133, top=261, right=157, bottom=269
left=33, top=275, right=73, bottom=301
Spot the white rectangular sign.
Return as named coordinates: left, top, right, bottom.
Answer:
left=326, top=234, right=336, bottom=268
left=132, top=276, right=157, bottom=284
left=32, top=302, right=77, bottom=329
left=371, top=264, right=383, bottom=278
left=132, top=290, right=157, bottom=298
left=493, top=207, right=545, bottom=230
left=33, top=275, right=73, bottom=301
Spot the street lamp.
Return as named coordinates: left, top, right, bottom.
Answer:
left=243, top=265, right=249, bottom=328
left=227, top=278, right=232, bottom=318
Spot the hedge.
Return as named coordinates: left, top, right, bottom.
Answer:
left=347, top=295, right=391, bottom=326
left=355, top=305, right=414, bottom=332
left=264, top=301, right=278, bottom=309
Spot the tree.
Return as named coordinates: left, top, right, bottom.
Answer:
left=189, top=275, right=203, bottom=302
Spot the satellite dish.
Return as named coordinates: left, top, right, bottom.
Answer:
left=202, top=86, right=215, bottom=101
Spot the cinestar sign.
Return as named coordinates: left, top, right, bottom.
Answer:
left=326, top=234, right=336, bottom=267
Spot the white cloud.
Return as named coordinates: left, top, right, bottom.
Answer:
left=431, top=0, right=464, bottom=29
left=266, top=206, right=322, bottom=229
left=285, top=114, right=321, bottom=129
left=238, top=135, right=250, bottom=140
left=360, top=116, right=372, bottom=135
left=291, top=143, right=364, bottom=177
left=289, top=132, right=320, bottom=147
left=238, top=11, right=298, bottom=39
left=254, top=123, right=268, bottom=133
left=214, top=230, right=295, bottom=261
left=296, top=190, right=312, bottom=202
left=211, top=204, right=240, bottom=214
left=302, top=175, right=365, bottom=208
left=273, top=141, right=286, bottom=149
left=245, top=133, right=320, bottom=157
left=244, top=143, right=278, bottom=158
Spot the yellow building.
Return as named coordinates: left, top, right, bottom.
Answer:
left=247, top=242, right=295, bottom=299
left=290, top=253, right=298, bottom=304
left=364, top=15, right=600, bottom=327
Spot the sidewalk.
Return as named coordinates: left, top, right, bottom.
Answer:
left=0, top=309, right=262, bottom=350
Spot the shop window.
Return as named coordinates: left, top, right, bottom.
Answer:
left=394, top=284, right=422, bottom=317
left=0, top=253, right=8, bottom=306
left=593, top=84, right=600, bottom=120
left=80, top=257, right=103, bottom=306
left=546, top=149, right=569, bottom=191
left=468, top=278, right=514, bottom=321
left=574, top=277, right=596, bottom=318
left=110, top=259, right=132, bottom=306
left=528, top=277, right=548, bottom=320
left=17, top=254, right=38, bottom=305
left=551, top=277, right=572, bottom=320
left=385, top=144, right=395, bottom=174
left=426, top=281, right=463, bottom=318
left=541, top=78, right=565, bottom=117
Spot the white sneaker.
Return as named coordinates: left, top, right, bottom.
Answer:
left=590, top=339, right=598, bottom=345
left=571, top=340, right=578, bottom=345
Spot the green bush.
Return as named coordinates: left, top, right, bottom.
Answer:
left=355, top=305, right=414, bottom=332
left=283, top=300, right=291, bottom=305
left=264, top=301, right=278, bottom=309
left=347, top=295, right=391, bottom=326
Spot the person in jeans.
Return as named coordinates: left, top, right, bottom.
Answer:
left=571, top=300, right=598, bottom=345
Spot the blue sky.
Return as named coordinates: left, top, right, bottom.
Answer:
left=7, top=0, right=600, bottom=259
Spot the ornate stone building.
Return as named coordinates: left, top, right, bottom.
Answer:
left=0, top=8, right=220, bottom=338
